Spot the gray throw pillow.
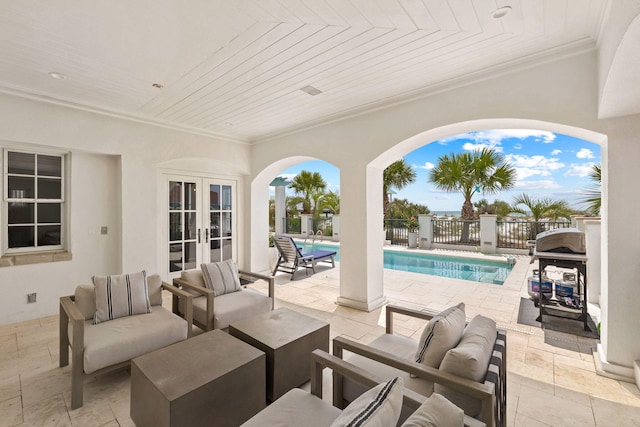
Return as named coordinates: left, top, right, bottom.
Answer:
left=401, top=393, right=464, bottom=427
left=414, top=303, right=466, bottom=368
left=200, top=259, right=241, bottom=296
left=330, top=377, right=404, bottom=427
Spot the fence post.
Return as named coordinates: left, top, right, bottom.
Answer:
left=479, top=214, right=497, bottom=254
left=332, top=214, right=340, bottom=241
left=418, top=214, right=433, bottom=249
left=300, top=214, right=313, bottom=236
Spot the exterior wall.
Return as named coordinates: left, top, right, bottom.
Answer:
left=0, top=93, right=250, bottom=325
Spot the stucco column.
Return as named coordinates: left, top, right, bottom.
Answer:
left=418, top=214, right=433, bottom=249
left=274, top=186, right=286, bottom=235
left=479, top=214, right=497, bottom=254
left=596, top=118, right=640, bottom=382
left=336, top=164, right=386, bottom=311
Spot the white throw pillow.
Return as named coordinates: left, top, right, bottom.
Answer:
left=331, top=377, right=404, bottom=427
left=92, top=270, right=151, bottom=324
left=200, top=259, right=241, bottom=296
left=414, top=303, right=466, bottom=368
left=401, top=393, right=464, bottom=427
left=434, top=314, right=497, bottom=417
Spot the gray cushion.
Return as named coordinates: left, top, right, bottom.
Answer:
left=201, top=259, right=241, bottom=296
left=211, top=288, right=272, bottom=329
left=435, top=315, right=497, bottom=417
left=146, top=273, right=163, bottom=306
left=415, top=303, right=465, bottom=368
left=180, top=269, right=207, bottom=296
left=331, top=377, right=404, bottom=427
left=92, top=271, right=151, bottom=324
left=72, top=306, right=187, bottom=374
left=401, top=393, right=464, bottom=427
left=241, top=388, right=341, bottom=427
left=74, top=285, right=96, bottom=320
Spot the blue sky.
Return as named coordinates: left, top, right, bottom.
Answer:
left=275, top=129, right=601, bottom=213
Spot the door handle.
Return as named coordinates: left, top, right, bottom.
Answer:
left=205, top=229, right=209, bottom=243
left=197, top=228, right=201, bottom=244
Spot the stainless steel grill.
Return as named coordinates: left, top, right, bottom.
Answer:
left=534, top=228, right=585, bottom=254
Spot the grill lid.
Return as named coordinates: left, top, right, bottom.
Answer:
left=535, top=228, right=586, bottom=254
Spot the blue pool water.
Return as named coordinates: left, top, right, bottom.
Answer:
left=298, top=242, right=512, bottom=285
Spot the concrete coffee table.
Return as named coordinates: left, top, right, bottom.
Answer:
left=229, top=307, right=330, bottom=401
left=130, top=329, right=265, bottom=427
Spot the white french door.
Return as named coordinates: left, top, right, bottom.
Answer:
left=165, top=175, right=236, bottom=278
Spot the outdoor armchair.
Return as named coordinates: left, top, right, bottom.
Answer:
left=272, top=234, right=336, bottom=280
left=172, top=265, right=274, bottom=332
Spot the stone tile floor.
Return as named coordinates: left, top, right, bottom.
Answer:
left=1, top=250, right=639, bottom=426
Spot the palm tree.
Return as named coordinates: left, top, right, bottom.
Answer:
left=383, top=159, right=416, bottom=218
left=581, top=164, right=601, bottom=215
left=429, top=148, right=516, bottom=241
left=317, top=190, right=340, bottom=214
left=511, top=193, right=572, bottom=239
left=289, top=170, right=327, bottom=214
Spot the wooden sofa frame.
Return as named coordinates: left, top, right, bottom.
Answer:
left=172, top=270, right=274, bottom=332
left=332, top=304, right=506, bottom=427
left=59, top=281, right=193, bottom=409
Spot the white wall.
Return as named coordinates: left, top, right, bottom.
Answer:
left=0, top=93, right=250, bottom=325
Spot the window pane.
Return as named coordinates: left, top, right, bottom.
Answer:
left=209, top=239, right=221, bottom=263
left=169, top=213, right=182, bottom=241
left=184, top=182, right=197, bottom=210
left=210, top=212, right=221, bottom=238
left=8, top=176, right=34, bottom=198
left=8, top=226, right=34, bottom=248
left=221, top=185, right=232, bottom=210
left=184, top=212, right=196, bottom=240
left=169, top=243, right=182, bottom=272
left=38, top=178, right=62, bottom=199
left=38, top=203, right=61, bottom=223
left=38, top=225, right=61, bottom=246
left=222, top=239, right=232, bottom=260
left=184, top=242, right=196, bottom=270
left=8, top=152, right=35, bottom=175
left=221, top=212, right=232, bottom=237
left=37, top=155, right=62, bottom=177
left=8, top=202, right=34, bottom=224
left=169, top=181, right=181, bottom=210
left=210, top=185, right=220, bottom=210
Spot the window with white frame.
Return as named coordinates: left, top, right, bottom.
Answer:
left=3, top=149, right=66, bottom=254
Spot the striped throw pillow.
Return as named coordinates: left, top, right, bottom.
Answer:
left=330, top=377, right=403, bottom=427
left=92, top=270, right=151, bottom=324
left=201, top=259, right=241, bottom=296
left=414, top=303, right=465, bottom=368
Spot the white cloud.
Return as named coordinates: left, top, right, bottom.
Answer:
left=514, top=180, right=561, bottom=190
left=564, top=163, right=595, bottom=177
left=576, top=148, right=594, bottom=159
left=551, top=149, right=562, bottom=155
left=418, top=162, right=435, bottom=170
left=513, top=143, right=523, bottom=150
left=505, top=154, right=564, bottom=180
left=462, top=142, right=503, bottom=152
left=437, top=129, right=556, bottom=149
left=279, top=173, right=297, bottom=181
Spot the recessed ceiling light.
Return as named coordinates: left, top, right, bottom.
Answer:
left=48, top=72, right=67, bottom=80
left=152, top=83, right=164, bottom=89
left=492, top=6, right=512, bottom=19
left=299, top=85, right=323, bottom=96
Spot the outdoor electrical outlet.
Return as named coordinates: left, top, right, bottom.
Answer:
left=27, top=293, right=36, bottom=303
left=101, top=226, right=108, bottom=235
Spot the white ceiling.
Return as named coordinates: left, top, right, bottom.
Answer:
left=0, top=0, right=609, bottom=142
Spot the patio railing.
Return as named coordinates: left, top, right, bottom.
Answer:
left=497, top=220, right=571, bottom=249
left=384, top=219, right=409, bottom=246
left=432, top=219, right=480, bottom=246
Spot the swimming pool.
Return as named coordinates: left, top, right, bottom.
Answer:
left=298, top=242, right=512, bottom=285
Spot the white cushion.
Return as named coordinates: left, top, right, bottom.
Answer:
left=201, top=260, right=241, bottom=296
left=146, top=273, right=163, bottom=306
left=435, top=315, right=497, bottom=417
left=242, top=388, right=341, bottom=427
left=401, top=393, right=464, bottom=427
left=414, top=303, right=465, bottom=368
left=210, top=288, right=272, bottom=329
left=92, top=270, right=151, bottom=324
left=331, top=377, right=404, bottom=427
left=74, top=285, right=96, bottom=320
left=73, top=307, right=187, bottom=374
left=180, top=269, right=207, bottom=296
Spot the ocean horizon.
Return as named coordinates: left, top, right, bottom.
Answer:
left=431, top=210, right=461, bottom=217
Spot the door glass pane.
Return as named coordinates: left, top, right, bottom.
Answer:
left=209, top=239, right=221, bottom=263
left=221, top=185, right=232, bottom=210
left=210, top=185, right=220, bottom=210
left=185, top=212, right=196, bottom=240
left=8, top=176, right=34, bottom=198
left=8, top=226, right=34, bottom=248
left=8, top=152, right=35, bottom=174
left=222, top=239, right=232, bottom=260
left=184, top=182, right=197, bottom=210
left=210, top=212, right=221, bottom=238
left=38, top=203, right=61, bottom=223
left=184, top=242, right=196, bottom=270
left=169, top=213, right=182, bottom=241
left=8, top=202, right=34, bottom=224
left=169, top=181, right=181, bottom=210
left=38, top=225, right=61, bottom=246
left=37, top=155, right=62, bottom=177
left=38, top=178, right=62, bottom=199
left=169, top=243, right=182, bottom=272
left=221, top=212, right=232, bottom=237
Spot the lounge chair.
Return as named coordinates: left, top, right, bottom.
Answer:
left=272, top=235, right=336, bottom=280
